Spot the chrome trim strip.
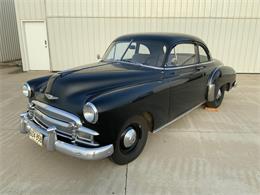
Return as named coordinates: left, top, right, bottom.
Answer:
left=153, top=102, right=205, bottom=133
left=164, top=60, right=214, bottom=70
left=114, top=59, right=214, bottom=71
left=20, top=114, right=113, bottom=160
left=208, top=67, right=220, bottom=84
left=115, top=60, right=164, bottom=70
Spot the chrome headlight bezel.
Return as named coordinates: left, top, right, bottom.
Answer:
left=22, top=83, right=32, bottom=97
left=83, top=102, right=98, bottom=124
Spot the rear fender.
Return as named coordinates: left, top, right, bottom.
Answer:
left=207, top=67, right=221, bottom=102
left=207, top=65, right=236, bottom=102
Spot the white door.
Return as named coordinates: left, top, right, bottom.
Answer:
left=24, top=22, right=50, bottom=70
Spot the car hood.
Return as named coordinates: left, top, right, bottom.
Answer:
left=33, top=61, right=161, bottom=114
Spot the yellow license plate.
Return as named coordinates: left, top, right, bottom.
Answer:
left=29, top=128, right=43, bottom=146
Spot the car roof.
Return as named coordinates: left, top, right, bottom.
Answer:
left=114, top=33, right=206, bottom=46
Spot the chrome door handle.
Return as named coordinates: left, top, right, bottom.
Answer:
left=196, top=66, right=205, bottom=71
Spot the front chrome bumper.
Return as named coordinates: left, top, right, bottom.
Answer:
left=20, top=112, right=114, bottom=160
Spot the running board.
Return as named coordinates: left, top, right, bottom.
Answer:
left=153, top=102, right=205, bottom=133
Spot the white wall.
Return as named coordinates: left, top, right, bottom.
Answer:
left=0, top=0, right=20, bottom=62
left=15, top=0, right=260, bottom=73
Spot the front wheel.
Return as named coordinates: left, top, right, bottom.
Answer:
left=206, top=86, right=225, bottom=108
left=110, top=115, right=149, bottom=165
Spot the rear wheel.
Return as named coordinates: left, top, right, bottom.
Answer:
left=206, top=86, right=225, bottom=108
left=110, top=115, right=148, bottom=165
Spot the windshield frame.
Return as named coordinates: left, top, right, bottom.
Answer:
left=102, top=40, right=169, bottom=68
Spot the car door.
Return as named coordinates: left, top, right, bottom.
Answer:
left=164, top=42, right=206, bottom=120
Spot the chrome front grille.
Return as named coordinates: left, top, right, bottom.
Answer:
left=29, top=100, right=99, bottom=147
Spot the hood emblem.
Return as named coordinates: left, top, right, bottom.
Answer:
left=45, top=93, right=58, bottom=100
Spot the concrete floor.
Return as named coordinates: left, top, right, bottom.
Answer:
left=0, top=65, right=259, bottom=195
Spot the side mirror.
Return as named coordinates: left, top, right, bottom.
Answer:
left=129, top=45, right=136, bottom=50
left=97, top=54, right=101, bottom=60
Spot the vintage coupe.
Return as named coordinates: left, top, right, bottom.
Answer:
left=20, top=33, right=236, bottom=165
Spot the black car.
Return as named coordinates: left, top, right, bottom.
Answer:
left=20, top=33, right=236, bottom=165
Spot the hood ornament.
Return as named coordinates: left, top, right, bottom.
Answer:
left=45, top=93, right=59, bottom=100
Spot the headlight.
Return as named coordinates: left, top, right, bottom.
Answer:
left=22, top=83, right=32, bottom=97
left=83, top=102, right=98, bottom=124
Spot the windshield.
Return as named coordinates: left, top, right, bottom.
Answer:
left=102, top=40, right=167, bottom=67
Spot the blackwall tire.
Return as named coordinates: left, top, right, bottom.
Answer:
left=110, top=115, right=149, bottom=165
left=206, top=86, right=225, bottom=108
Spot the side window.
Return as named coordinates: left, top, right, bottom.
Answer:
left=138, top=44, right=150, bottom=54
left=168, top=43, right=196, bottom=66
left=198, top=45, right=210, bottom=63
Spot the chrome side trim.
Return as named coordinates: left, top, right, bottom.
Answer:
left=208, top=67, right=220, bottom=84
left=115, top=60, right=164, bottom=70
left=153, top=102, right=205, bottom=133
left=164, top=60, right=214, bottom=70
left=20, top=114, right=113, bottom=160
left=115, top=60, right=215, bottom=71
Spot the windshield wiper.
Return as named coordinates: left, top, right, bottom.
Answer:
left=120, top=40, right=133, bottom=60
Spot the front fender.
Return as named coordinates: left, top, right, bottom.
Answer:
left=88, top=80, right=169, bottom=144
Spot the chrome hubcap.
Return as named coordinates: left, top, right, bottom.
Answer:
left=216, top=89, right=222, bottom=100
left=123, top=128, right=137, bottom=148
